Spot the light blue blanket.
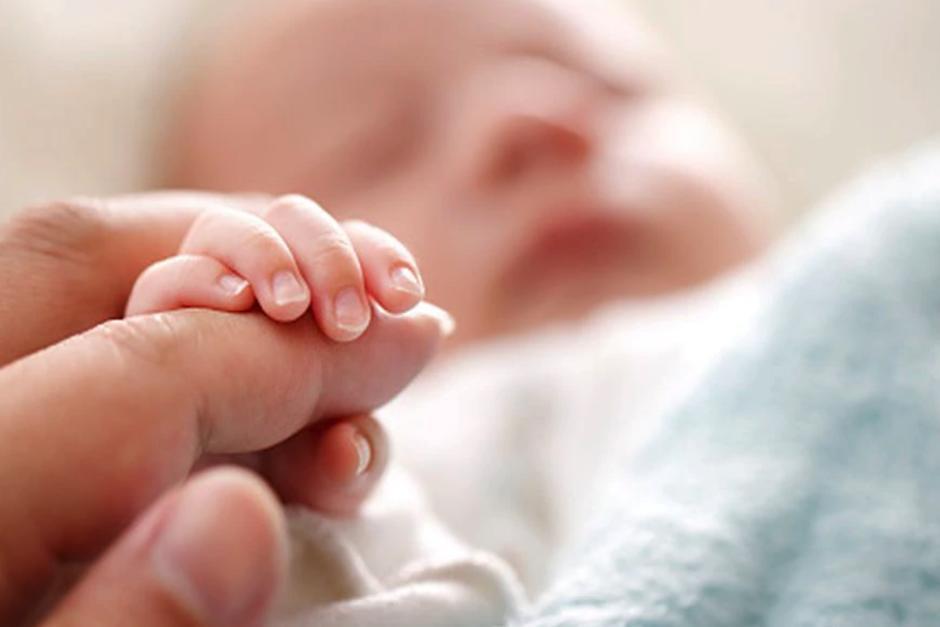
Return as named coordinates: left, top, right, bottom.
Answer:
left=519, top=146, right=940, bottom=626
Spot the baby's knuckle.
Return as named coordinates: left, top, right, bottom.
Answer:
left=374, top=235, right=414, bottom=263
left=343, top=220, right=411, bottom=255
left=313, top=230, right=356, bottom=256
left=188, top=206, right=229, bottom=232
left=229, top=193, right=274, bottom=213
left=274, top=193, right=313, bottom=207
left=310, top=234, right=358, bottom=269
left=382, top=241, right=412, bottom=262
left=266, top=194, right=324, bottom=221
left=341, top=218, right=376, bottom=234
left=263, top=197, right=300, bottom=222
left=241, top=223, right=287, bottom=258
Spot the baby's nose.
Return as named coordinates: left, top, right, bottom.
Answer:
left=484, top=101, right=594, bottom=183
left=455, top=58, right=602, bottom=188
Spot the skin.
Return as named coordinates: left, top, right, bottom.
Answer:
left=171, top=0, right=776, bottom=345
left=0, top=194, right=451, bottom=625
left=126, top=194, right=430, bottom=344
left=0, top=2, right=781, bottom=622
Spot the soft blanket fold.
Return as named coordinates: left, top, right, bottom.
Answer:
left=520, top=144, right=940, bottom=626
left=278, top=146, right=940, bottom=626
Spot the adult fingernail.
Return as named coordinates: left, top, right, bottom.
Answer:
left=422, top=302, right=456, bottom=337
left=353, top=431, right=372, bottom=477
left=152, top=472, right=282, bottom=624
left=272, top=271, right=308, bottom=307
left=389, top=265, right=424, bottom=298
left=218, top=274, right=249, bottom=296
left=334, top=287, right=369, bottom=335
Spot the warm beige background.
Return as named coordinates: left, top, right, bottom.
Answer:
left=0, top=1, right=938, bottom=219
left=631, top=0, right=940, bottom=214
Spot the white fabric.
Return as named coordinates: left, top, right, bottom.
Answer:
left=276, top=469, right=526, bottom=627
left=0, top=0, right=249, bottom=213
left=275, top=271, right=763, bottom=625
left=0, top=4, right=765, bottom=623
left=4, top=0, right=940, bottom=222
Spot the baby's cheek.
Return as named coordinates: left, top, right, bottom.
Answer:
left=611, top=101, right=766, bottom=235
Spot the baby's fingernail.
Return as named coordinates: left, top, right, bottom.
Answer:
left=389, top=265, right=424, bottom=298
left=333, top=287, right=369, bottom=335
left=352, top=431, right=371, bottom=477
left=218, top=274, right=249, bottom=297
left=272, top=271, right=308, bottom=307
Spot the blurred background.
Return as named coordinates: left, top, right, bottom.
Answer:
left=631, top=0, right=940, bottom=217
left=0, top=0, right=938, bottom=220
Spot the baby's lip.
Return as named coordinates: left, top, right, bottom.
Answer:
left=499, top=203, right=641, bottom=295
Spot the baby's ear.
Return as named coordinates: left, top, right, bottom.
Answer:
left=313, top=301, right=455, bottom=416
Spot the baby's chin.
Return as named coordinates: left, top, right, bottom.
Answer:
left=488, top=212, right=763, bottom=339
left=489, top=259, right=661, bottom=337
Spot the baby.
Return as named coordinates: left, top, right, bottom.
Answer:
left=162, top=0, right=775, bottom=346
left=132, top=0, right=781, bottom=620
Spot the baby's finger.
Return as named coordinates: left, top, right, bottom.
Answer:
left=181, top=209, right=311, bottom=322
left=261, top=415, right=389, bottom=517
left=125, top=254, right=254, bottom=317
left=260, top=195, right=370, bottom=342
left=343, top=220, right=425, bottom=314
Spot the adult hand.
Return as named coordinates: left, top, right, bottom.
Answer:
left=0, top=194, right=451, bottom=625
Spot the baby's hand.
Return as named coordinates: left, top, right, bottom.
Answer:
left=125, top=195, right=425, bottom=341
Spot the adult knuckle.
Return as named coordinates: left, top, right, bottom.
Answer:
left=3, top=197, right=112, bottom=263
left=89, top=313, right=220, bottom=449
left=89, top=314, right=182, bottom=376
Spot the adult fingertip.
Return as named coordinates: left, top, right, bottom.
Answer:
left=416, top=301, right=456, bottom=337
left=352, top=430, right=372, bottom=477
left=315, top=422, right=373, bottom=484
left=262, top=416, right=389, bottom=518
left=152, top=468, right=287, bottom=626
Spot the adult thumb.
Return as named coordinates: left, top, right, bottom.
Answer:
left=41, top=468, right=287, bottom=627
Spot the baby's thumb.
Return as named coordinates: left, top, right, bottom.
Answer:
left=42, top=468, right=286, bottom=627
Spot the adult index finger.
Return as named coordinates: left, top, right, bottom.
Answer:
left=0, top=301, right=450, bottom=622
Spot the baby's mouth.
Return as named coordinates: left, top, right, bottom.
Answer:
left=499, top=207, right=642, bottom=300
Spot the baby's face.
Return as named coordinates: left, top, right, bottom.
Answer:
left=178, top=0, right=774, bottom=343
